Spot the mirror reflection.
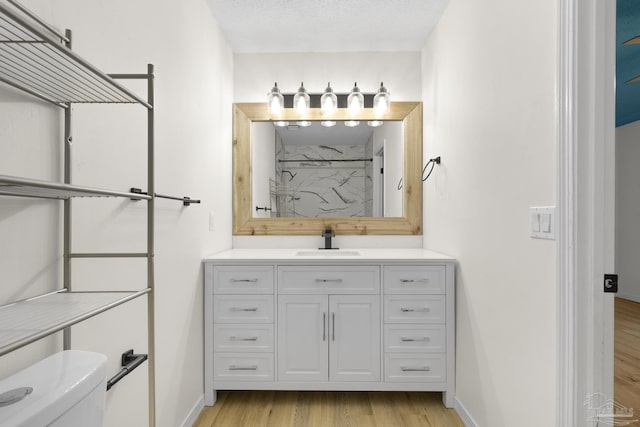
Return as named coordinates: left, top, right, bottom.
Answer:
left=252, top=121, right=403, bottom=218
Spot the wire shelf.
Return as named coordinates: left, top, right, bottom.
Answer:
left=0, top=289, right=151, bottom=356
left=0, top=2, right=150, bottom=107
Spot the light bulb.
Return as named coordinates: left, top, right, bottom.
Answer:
left=295, top=97, right=306, bottom=112
left=273, top=121, right=289, bottom=127
left=270, top=97, right=283, bottom=114
left=267, top=82, right=284, bottom=115
left=367, top=120, right=383, bottom=127
left=293, top=82, right=310, bottom=114
left=321, top=82, right=338, bottom=114
left=321, top=120, right=336, bottom=127
left=347, top=82, right=364, bottom=114
left=373, top=82, right=390, bottom=114
left=375, top=97, right=388, bottom=114
left=344, top=120, right=360, bottom=127
left=296, top=121, right=312, bottom=127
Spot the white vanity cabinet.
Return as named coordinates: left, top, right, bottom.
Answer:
left=204, top=249, right=456, bottom=408
left=278, top=294, right=381, bottom=382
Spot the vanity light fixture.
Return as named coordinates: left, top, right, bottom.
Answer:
left=321, top=120, right=336, bottom=127
left=293, top=82, right=310, bottom=113
left=373, top=82, right=390, bottom=114
left=347, top=82, right=364, bottom=114
left=344, top=120, right=360, bottom=127
left=265, top=82, right=391, bottom=114
left=296, top=120, right=312, bottom=127
left=267, top=82, right=284, bottom=114
left=320, top=82, right=338, bottom=114
left=367, top=120, right=383, bottom=127
left=273, top=120, right=289, bottom=127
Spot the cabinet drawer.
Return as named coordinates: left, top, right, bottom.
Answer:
left=278, top=266, right=380, bottom=294
left=384, top=324, right=445, bottom=353
left=213, top=266, right=274, bottom=294
left=383, top=266, right=445, bottom=294
left=384, top=295, right=445, bottom=323
left=384, top=353, right=446, bottom=383
left=213, top=324, right=274, bottom=352
left=214, top=353, right=274, bottom=381
left=214, top=295, right=274, bottom=323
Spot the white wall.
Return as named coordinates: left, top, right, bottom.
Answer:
left=0, top=1, right=233, bottom=426
left=421, top=1, right=557, bottom=426
left=616, top=121, right=640, bottom=303
left=233, top=52, right=423, bottom=248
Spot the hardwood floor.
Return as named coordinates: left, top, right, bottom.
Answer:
left=194, top=391, right=464, bottom=427
left=615, top=297, right=640, bottom=411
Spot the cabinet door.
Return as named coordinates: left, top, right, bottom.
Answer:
left=277, top=295, right=328, bottom=381
left=329, top=295, right=381, bottom=382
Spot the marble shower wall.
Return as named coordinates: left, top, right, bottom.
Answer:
left=275, top=143, right=373, bottom=217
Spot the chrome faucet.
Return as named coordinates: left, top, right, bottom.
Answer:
left=321, top=228, right=336, bottom=250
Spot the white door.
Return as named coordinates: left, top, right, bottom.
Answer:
left=277, top=295, right=328, bottom=381
left=329, top=295, right=380, bottom=382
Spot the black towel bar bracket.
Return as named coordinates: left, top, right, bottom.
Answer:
left=130, top=187, right=201, bottom=206
left=106, top=349, right=148, bottom=391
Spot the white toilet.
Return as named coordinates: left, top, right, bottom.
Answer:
left=0, top=350, right=108, bottom=427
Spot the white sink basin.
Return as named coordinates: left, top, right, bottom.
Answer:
left=296, top=250, right=361, bottom=257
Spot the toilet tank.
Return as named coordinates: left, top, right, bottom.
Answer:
left=0, top=350, right=108, bottom=427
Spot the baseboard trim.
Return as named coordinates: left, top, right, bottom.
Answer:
left=454, top=398, right=478, bottom=427
left=181, top=394, right=205, bottom=427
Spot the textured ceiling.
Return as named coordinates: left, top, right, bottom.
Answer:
left=206, top=0, right=449, bottom=53
left=617, top=0, right=640, bottom=126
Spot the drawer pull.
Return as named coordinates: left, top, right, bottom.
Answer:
left=229, top=278, right=259, bottom=283
left=228, top=365, right=258, bottom=371
left=401, top=366, right=430, bottom=372
left=400, top=336, right=430, bottom=342
left=229, top=307, right=259, bottom=312
left=315, top=278, right=343, bottom=283
left=400, top=307, right=430, bottom=313
left=400, top=278, right=429, bottom=283
left=229, top=336, right=259, bottom=342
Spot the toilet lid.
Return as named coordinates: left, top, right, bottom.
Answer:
left=0, top=351, right=107, bottom=426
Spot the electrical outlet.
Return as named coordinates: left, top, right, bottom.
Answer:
left=209, top=212, right=215, bottom=231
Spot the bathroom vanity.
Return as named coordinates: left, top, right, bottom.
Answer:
left=203, top=248, right=456, bottom=407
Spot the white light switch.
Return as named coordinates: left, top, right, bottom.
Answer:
left=540, top=213, right=551, bottom=232
left=531, top=212, right=540, bottom=232
left=209, top=212, right=215, bottom=231
left=530, top=207, right=555, bottom=240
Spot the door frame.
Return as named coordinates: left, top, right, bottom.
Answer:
left=557, top=0, right=616, bottom=425
left=373, top=146, right=384, bottom=217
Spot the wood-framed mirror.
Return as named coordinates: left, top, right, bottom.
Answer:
left=233, top=101, right=423, bottom=235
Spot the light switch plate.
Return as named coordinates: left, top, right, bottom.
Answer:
left=530, top=207, right=555, bottom=240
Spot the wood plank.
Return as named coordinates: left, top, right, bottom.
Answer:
left=615, top=297, right=640, bottom=412
left=193, top=391, right=464, bottom=427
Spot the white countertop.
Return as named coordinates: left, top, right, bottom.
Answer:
left=203, top=248, right=455, bottom=262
